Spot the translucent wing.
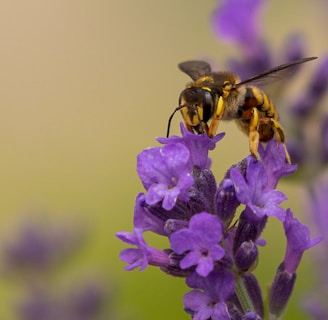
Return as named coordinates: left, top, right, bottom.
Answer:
left=236, top=56, right=317, bottom=87
left=178, top=60, right=212, bottom=81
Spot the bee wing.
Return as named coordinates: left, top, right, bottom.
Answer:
left=178, top=60, right=212, bottom=81
left=236, top=56, right=317, bottom=87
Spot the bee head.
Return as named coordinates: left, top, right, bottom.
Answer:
left=178, top=87, right=216, bottom=128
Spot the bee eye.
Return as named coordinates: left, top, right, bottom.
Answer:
left=203, top=91, right=214, bottom=108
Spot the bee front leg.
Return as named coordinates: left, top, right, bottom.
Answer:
left=208, top=96, right=225, bottom=138
left=249, top=108, right=261, bottom=161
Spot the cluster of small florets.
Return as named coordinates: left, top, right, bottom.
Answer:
left=116, top=124, right=320, bottom=320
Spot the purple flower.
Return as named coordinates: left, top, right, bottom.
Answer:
left=137, top=142, right=194, bottom=210
left=170, top=212, right=225, bottom=277
left=283, top=209, right=321, bottom=273
left=230, top=158, right=287, bottom=221
left=158, top=123, right=225, bottom=169
left=212, top=0, right=265, bottom=53
left=133, top=193, right=167, bottom=236
left=184, top=269, right=234, bottom=320
left=116, top=228, right=169, bottom=271
left=259, top=139, right=297, bottom=188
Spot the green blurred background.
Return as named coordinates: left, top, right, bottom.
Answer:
left=0, top=0, right=326, bottom=319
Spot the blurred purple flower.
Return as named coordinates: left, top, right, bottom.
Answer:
left=116, top=228, right=169, bottom=271
left=3, top=222, right=77, bottom=271
left=304, top=298, right=328, bottom=320
left=158, top=123, right=225, bottom=169
left=284, top=33, right=306, bottom=62
left=17, top=289, right=57, bottom=320
left=184, top=269, right=234, bottom=320
left=17, top=281, right=108, bottom=320
left=68, top=281, right=106, bottom=320
left=290, top=56, right=328, bottom=118
left=230, top=157, right=287, bottom=221
left=212, top=0, right=265, bottom=53
left=137, top=143, right=194, bottom=210
left=170, top=212, right=225, bottom=277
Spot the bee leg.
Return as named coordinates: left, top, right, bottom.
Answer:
left=208, top=96, right=225, bottom=138
left=249, top=108, right=261, bottom=161
left=270, top=119, right=291, bottom=164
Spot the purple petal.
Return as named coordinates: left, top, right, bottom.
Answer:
left=170, top=230, right=196, bottom=254
left=230, top=168, right=250, bottom=203
left=181, top=251, right=203, bottom=270
left=184, top=290, right=213, bottom=318
left=195, top=257, right=215, bottom=277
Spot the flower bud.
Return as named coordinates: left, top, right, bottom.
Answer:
left=269, top=265, right=296, bottom=318
left=234, top=241, right=258, bottom=272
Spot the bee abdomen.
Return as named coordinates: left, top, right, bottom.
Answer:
left=239, top=86, right=276, bottom=119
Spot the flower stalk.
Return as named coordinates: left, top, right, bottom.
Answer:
left=234, top=274, right=255, bottom=314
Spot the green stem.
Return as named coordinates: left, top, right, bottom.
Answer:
left=234, top=275, right=255, bottom=313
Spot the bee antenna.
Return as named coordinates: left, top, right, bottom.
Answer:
left=166, top=105, right=184, bottom=137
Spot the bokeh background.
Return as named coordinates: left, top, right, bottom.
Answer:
left=0, top=1, right=326, bottom=319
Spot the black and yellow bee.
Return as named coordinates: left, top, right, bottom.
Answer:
left=167, top=57, right=317, bottom=163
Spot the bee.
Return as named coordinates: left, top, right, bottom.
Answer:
left=166, top=57, right=317, bottom=163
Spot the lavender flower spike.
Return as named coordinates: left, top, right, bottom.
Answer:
left=170, top=212, right=225, bottom=277
left=116, top=228, right=170, bottom=271
left=137, top=142, right=194, bottom=210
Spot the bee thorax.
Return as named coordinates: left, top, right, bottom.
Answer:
left=221, top=87, right=246, bottom=120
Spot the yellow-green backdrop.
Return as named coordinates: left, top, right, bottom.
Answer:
left=0, top=1, right=325, bottom=319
